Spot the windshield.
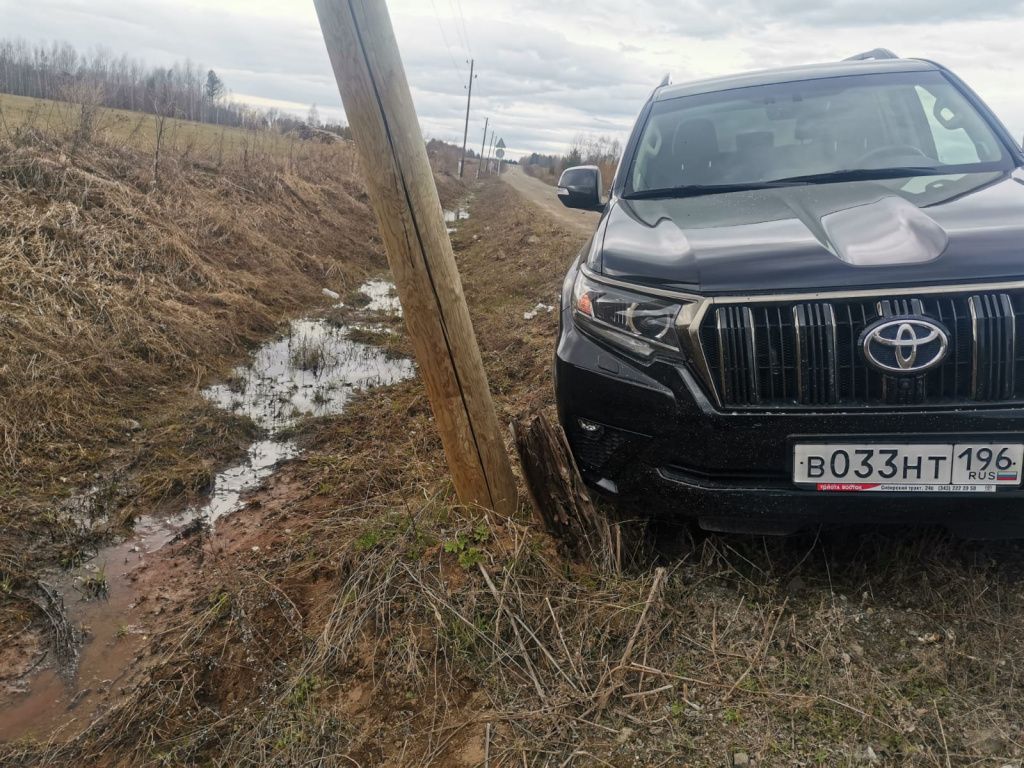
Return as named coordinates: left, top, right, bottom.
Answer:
left=627, top=71, right=1013, bottom=196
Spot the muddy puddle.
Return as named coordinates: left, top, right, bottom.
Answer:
left=0, top=280, right=413, bottom=741
left=444, top=204, right=470, bottom=234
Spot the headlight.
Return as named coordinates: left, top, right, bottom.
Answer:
left=572, top=271, right=688, bottom=360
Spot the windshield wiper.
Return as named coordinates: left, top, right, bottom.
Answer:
left=623, top=180, right=799, bottom=200
left=767, top=166, right=947, bottom=185
left=625, top=167, right=949, bottom=200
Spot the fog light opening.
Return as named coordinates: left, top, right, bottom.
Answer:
left=577, top=418, right=604, bottom=439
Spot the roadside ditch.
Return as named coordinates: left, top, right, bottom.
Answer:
left=0, top=196, right=474, bottom=740
left=0, top=274, right=426, bottom=739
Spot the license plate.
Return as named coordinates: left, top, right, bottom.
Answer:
left=793, top=442, right=1024, bottom=492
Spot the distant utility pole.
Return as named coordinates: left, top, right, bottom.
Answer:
left=475, top=116, right=488, bottom=180
left=459, top=58, right=475, bottom=178
left=313, top=0, right=518, bottom=515
left=481, top=130, right=493, bottom=176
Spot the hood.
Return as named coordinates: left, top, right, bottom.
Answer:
left=598, top=170, right=1024, bottom=294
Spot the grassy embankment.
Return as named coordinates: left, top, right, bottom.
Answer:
left=0, top=91, right=469, bottom=678
left=4, top=148, right=1024, bottom=765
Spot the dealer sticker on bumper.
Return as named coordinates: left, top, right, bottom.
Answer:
left=793, top=443, right=1024, bottom=492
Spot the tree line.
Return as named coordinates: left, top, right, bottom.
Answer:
left=521, top=133, right=622, bottom=184
left=0, top=38, right=350, bottom=137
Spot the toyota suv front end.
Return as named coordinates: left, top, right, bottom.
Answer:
left=553, top=52, right=1024, bottom=536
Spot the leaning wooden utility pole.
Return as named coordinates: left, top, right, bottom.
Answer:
left=483, top=130, right=495, bottom=175
left=475, top=116, right=488, bottom=180
left=459, top=58, right=475, bottom=178
left=313, top=0, right=518, bottom=515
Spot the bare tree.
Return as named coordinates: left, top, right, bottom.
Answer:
left=150, top=73, right=176, bottom=189
left=556, top=133, right=622, bottom=190
left=0, top=37, right=244, bottom=129
left=61, top=77, right=106, bottom=154
left=203, top=68, right=224, bottom=123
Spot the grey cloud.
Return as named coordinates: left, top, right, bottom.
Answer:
left=514, top=0, right=1024, bottom=36
left=392, top=14, right=658, bottom=150
left=749, top=0, right=1024, bottom=27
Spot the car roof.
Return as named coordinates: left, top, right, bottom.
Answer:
left=654, top=58, right=939, bottom=102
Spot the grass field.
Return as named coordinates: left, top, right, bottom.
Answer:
left=0, top=92, right=353, bottom=170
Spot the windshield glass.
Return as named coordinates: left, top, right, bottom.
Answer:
left=628, top=71, right=1012, bottom=195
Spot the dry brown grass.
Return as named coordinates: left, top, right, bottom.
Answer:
left=0, top=99, right=389, bottom=653
left=5, top=145, right=1024, bottom=768
left=0, top=93, right=339, bottom=170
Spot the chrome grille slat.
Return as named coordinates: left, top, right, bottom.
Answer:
left=969, top=293, right=1015, bottom=400
left=715, top=306, right=759, bottom=404
left=793, top=302, right=838, bottom=405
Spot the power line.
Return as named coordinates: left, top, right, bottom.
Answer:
left=429, top=0, right=466, bottom=82
left=447, top=0, right=465, bottom=51
left=455, top=0, right=473, bottom=57
left=449, top=0, right=472, bottom=57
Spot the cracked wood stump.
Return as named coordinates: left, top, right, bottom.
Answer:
left=512, top=411, right=615, bottom=569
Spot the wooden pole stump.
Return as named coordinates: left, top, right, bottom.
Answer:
left=512, top=411, right=614, bottom=569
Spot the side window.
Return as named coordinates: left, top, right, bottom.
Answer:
left=915, top=86, right=980, bottom=164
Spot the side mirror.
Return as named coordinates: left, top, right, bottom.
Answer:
left=557, top=166, right=604, bottom=212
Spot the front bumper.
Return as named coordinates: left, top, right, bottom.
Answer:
left=555, top=320, right=1024, bottom=534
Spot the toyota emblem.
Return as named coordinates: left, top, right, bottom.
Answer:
left=860, top=316, right=949, bottom=374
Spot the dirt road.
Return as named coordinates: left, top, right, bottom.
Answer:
left=501, top=165, right=600, bottom=235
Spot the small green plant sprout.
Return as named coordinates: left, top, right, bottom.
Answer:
left=472, top=521, right=490, bottom=544
left=354, top=528, right=382, bottom=552
left=443, top=531, right=486, bottom=570
left=723, top=707, right=743, bottom=724
left=79, top=565, right=109, bottom=600
left=285, top=675, right=321, bottom=709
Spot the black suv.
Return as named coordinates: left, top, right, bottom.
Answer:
left=554, top=51, right=1024, bottom=536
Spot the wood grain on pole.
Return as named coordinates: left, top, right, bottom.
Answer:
left=313, top=0, right=518, bottom=514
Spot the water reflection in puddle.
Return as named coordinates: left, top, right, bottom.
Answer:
left=198, top=316, right=413, bottom=524
left=353, top=279, right=402, bottom=316
left=0, top=280, right=413, bottom=739
left=444, top=205, right=470, bottom=234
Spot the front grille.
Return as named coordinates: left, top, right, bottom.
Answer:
left=698, top=289, right=1023, bottom=408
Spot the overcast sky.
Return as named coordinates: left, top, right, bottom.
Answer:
left=3, top=0, right=1023, bottom=159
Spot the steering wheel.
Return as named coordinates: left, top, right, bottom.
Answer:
left=855, top=144, right=932, bottom=165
